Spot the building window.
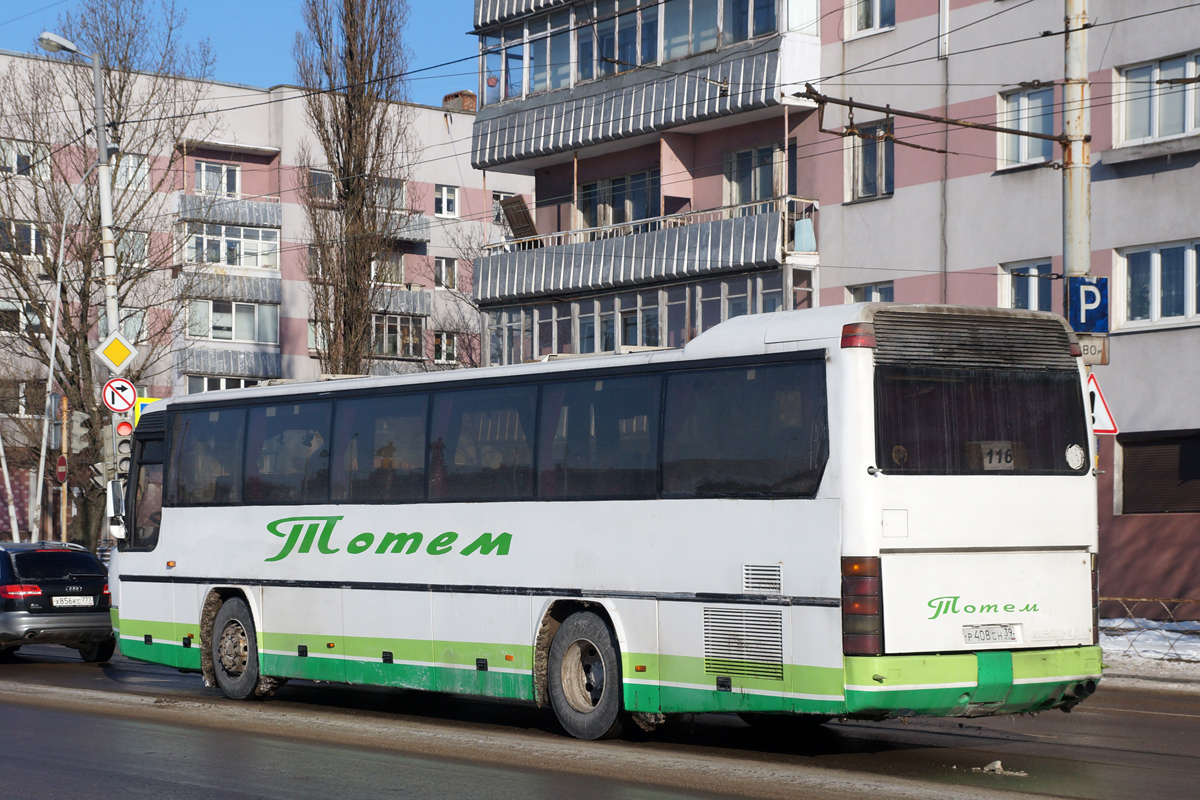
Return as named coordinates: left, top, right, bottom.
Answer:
left=188, top=300, right=279, bottom=344
left=852, top=120, right=894, bottom=200
left=434, top=184, right=459, bottom=218
left=0, top=300, right=43, bottom=337
left=434, top=331, right=458, bottom=364
left=0, top=220, right=45, bottom=257
left=195, top=161, right=239, bottom=197
left=378, top=177, right=405, bottom=210
left=1001, top=88, right=1054, bottom=166
left=852, top=0, right=895, bottom=35
left=1120, top=433, right=1200, bottom=513
left=434, top=257, right=457, bottom=290
left=0, top=380, right=44, bottom=416
left=117, top=231, right=148, bottom=268
left=309, top=168, right=335, bottom=202
left=850, top=282, right=894, bottom=303
left=1121, top=243, right=1200, bottom=327
left=492, top=191, right=515, bottom=223
left=114, top=153, right=149, bottom=190
left=1121, top=53, right=1200, bottom=144
left=0, top=139, right=49, bottom=178
left=184, top=223, right=279, bottom=268
left=186, top=376, right=260, bottom=394
left=728, top=146, right=774, bottom=206
left=373, top=313, right=423, bottom=358
left=724, top=0, right=777, bottom=45
left=373, top=252, right=405, bottom=285
left=1006, top=262, right=1053, bottom=312
left=98, top=308, right=146, bottom=343
left=578, top=169, right=661, bottom=228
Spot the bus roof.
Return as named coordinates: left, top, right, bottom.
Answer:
left=151, top=303, right=1072, bottom=413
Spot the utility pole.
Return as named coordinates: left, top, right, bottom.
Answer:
left=1063, top=0, right=1091, bottom=279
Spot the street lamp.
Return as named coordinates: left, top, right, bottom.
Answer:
left=36, top=30, right=120, bottom=334
left=34, top=31, right=122, bottom=540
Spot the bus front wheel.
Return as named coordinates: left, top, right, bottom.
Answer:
left=212, top=597, right=261, bottom=701
left=547, top=611, right=624, bottom=740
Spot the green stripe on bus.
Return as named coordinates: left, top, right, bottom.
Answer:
left=655, top=684, right=845, bottom=715
left=261, top=653, right=535, bottom=701
left=118, top=636, right=202, bottom=670
left=1012, top=645, right=1102, bottom=681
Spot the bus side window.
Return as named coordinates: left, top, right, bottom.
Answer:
left=244, top=402, right=332, bottom=504
left=429, top=386, right=536, bottom=501
left=168, top=409, right=246, bottom=506
left=330, top=394, right=428, bottom=503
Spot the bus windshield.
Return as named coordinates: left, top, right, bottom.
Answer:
left=875, top=365, right=1089, bottom=475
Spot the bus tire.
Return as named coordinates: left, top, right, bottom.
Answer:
left=212, top=597, right=260, bottom=701
left=547, top=611, right=624, bottom=740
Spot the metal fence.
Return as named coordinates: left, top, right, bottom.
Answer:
left=1099, top=597, right=1200, bottom=662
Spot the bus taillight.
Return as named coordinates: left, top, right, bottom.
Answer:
left=840, top=323, right=877, bottom=349
left=842, top=557, right=883, bottom=656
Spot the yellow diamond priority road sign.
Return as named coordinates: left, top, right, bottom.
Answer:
left=95, top=330, right=139, bottom=375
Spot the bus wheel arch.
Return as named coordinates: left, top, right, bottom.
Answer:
left=533, top=600, right=618, bottom=708
left=200, top=588, right=284, bottom=698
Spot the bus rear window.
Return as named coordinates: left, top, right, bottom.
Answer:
left=875, top=366, right=1089, bottom=475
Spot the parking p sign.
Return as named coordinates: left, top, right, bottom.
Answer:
left=1067, top=276, right=1108, bottom=334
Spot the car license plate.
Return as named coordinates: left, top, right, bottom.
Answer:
left=52, top=596, right=95, bottom=608
left=962, top=624, right=1016, bottom=644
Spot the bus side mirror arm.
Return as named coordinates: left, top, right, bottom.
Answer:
left=106, top=479, right=127, bottom=540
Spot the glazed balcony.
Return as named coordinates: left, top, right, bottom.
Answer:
left=475, top=195, right=816, bottom=304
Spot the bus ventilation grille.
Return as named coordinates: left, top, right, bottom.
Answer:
left=703, top=608, right=784, bottom=681
left=742, top=564, right=782, bottom=594
left=872, top=310, right=1076, bottom=371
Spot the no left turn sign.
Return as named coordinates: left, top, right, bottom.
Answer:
left=103, top=377, right=137, bottom=414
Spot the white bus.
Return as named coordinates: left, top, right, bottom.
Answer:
left=110, top=303, right=1101, bottom=739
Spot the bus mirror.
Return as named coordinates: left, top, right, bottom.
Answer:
left=106, top=479, right=127, bottom=540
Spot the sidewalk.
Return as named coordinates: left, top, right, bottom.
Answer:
left=1100, top=638, right=1200, bottom=693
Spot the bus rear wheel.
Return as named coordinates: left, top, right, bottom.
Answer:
left=212, top=597, right=261, bottom=701
left=548, top=611, right=624, bottom=740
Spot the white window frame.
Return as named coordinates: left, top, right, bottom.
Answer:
left=309, top=168, right=336, bottom=202
left=373, top=313, right=424, bottom=359
left=373, top=252, right=405, bottom=286
left=1002, top=261, right=1054, bottom=312
left=114, top=153, right=149, bottom=190
left=1, top=220, right=46, bottom=258
left=727, top=146, right=775, bottom=206
left=1000, top=87, right=1055, bottom=167
left=0, top=139, right=50, bottom=179
left=195, top=160, right=240, bottom=198
left=0, top=379, right=44, bottom=417
left=187, top=299, right=280, bottom=344
left=848, top=281, right=894, bottom=303
left=1118, top=53, right=1200, bottom=146
left=184, top=223, right=279, bottom=269
left=98, top=307, right=147, bottom=344
left=434, top=331, right=458, bottom=364
left=1117, top=242, right=1200, bottom=329
left=434, top=257, right=458, bottom=290
left=434, top=184, right=460, bottom=218
left=851, top=119, right=894, bottom=200
left=849, top=0, right=895, bottom=38
left=492, top=191, right=515, bottom=223
left=186, top=376, right=260, bottom=394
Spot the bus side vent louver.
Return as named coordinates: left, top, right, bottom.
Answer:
left=742, top=564, right=782, bottom=594
left=873, top=310, right=1076, bottom=371
left=703, top=608, right=784, bottom=681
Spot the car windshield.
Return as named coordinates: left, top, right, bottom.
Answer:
left=12, top=551, right=106, bottom=580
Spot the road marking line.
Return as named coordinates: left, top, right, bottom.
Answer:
left=1080, top=705, right=1200, bottom=719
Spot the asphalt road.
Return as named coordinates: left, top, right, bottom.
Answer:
left=1, top=645, right=1197, bottom=799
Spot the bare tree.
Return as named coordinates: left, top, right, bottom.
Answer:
left=294, top=0, right=421, bottom=376
left=0, top=0, right=214, bottom=546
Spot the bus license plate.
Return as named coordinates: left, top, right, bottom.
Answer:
left=962, top=624, right=1016, bottom=644
left=52, top=596, right=95, bottom=608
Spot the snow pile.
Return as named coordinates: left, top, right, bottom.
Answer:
left=1100, top=617, right=1200, bottom=663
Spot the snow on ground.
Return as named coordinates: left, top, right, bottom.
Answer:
left=1099, top=618, right=1200, bottom=685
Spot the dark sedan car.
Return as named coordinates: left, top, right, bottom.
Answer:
left=0, top=542, right=115, bottom=662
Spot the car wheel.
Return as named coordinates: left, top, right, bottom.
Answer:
left=547, top=611, right=624, bottom=740
left=78, top=639, right=116, bottom=663
left=212, top=597, right=261, bottom=701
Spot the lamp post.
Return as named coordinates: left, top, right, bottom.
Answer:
left=35, top=31, right=121, bottom=540
left=37, top=31, right=120, bottom=333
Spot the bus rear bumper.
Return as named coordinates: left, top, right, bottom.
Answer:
left=843, top=645, right=1102, bottom=718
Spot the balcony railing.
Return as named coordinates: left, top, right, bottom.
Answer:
left=484, top=196, right=818, bottom=255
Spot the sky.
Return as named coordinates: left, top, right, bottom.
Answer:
left=0, top=0, right=480, bottom=108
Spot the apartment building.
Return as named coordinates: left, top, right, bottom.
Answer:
left=468, top=1, right=1200, bottom=601
left=0, top=50, right=531, bottom=537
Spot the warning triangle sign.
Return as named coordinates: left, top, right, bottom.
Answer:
left=1086, top=373, right=1118, bottom=435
